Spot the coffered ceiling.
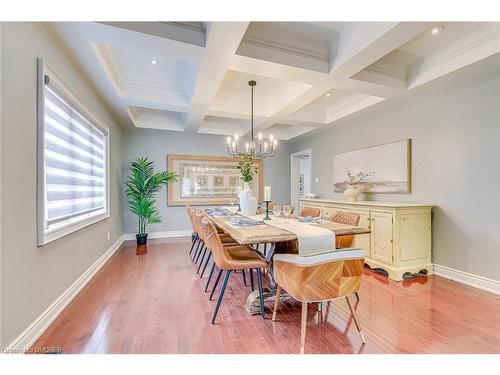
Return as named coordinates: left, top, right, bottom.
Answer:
left=50, top=21, right=500, bottom=140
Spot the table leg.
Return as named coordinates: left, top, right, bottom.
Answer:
left=264, top=243, right=277, bottom=290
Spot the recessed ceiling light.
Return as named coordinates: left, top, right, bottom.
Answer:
left=326, top=92, right=331, bottom=97
left=431, top=26, right=444, bottom=35
left=151, top=60, right=157, bottom=65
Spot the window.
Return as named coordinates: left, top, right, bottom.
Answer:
left=37, top=59, right=109, bottom=245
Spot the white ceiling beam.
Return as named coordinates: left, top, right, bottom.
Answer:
left=407, top=23, right=500, bottom=89
left=329, top=22, right=434, bottom=78
left=278, top=118, right=326, bottom=128
left=205, top=108, right=267, bottom=122
left=230, top=54, right=329, bottom=85
left=183, top=22, right=250, bottom=132
left=248, top=22, right=435, bottom=136
left=49, top=21, right=498, bottom=142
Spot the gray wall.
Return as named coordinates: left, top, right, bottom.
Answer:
left=0, top=23, right=123, bottom=347
left=122, top=128, right=290, bottom=234
left=290, top=54, right=500, bottom=281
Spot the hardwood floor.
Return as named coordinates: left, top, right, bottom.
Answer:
left=32, top=238, right=500, bottom=354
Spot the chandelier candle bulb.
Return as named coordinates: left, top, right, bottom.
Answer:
left=264, top=186, right=272, bottom=201
left=234, top=134, right=239, bottom=142
left=245, top=143, right=249, bottom=152
left=226, top=136, right=231, bottom=145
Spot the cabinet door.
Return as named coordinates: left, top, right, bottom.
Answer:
left=397, top=213, right=431, bottom=263
left=370, top=211, right=394, bottom=264
left=350, top=209, right=371, bottom=257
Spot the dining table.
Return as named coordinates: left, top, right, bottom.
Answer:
left=202, top=207, right=371, bottom=315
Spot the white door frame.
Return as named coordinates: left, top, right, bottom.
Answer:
left=290, top=149, right=312, bottom=211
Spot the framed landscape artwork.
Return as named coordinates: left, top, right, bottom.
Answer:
left=333, top=139, right=411, bottom=193
left=167, top=154, right=264, bottom=206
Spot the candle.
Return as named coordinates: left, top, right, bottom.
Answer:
left=226, top=136, right=231, bottom=145
left=237, top=186, right=242, bottom=196
left=245, top=142, right=249, bottom=152
left=264, top=186, right=272, bottom=201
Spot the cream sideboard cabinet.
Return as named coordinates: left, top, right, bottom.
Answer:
left=299, top=199, right=433, bottom=281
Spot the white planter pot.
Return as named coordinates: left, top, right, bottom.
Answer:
left=239, top=182, right=258, bottom=215
left=344, top=185, right=361, bottom=202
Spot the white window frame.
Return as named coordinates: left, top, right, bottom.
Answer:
left=37, top=59, right=110, bottom=246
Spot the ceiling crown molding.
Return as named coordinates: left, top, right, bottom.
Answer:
left=160, top=22, right=205, bottom=33
left=90, top=42, right=123, bottom=93
left=237, top=34, right=332, bottom=73
left=100, top=22, right=206, bottom=47
left=92, top=43, right=192, bottom=108
left=408, top=23, right=500, bottom=88
left=241, top=36, right=330, bottom=63
left=363, top=65, right=407, bottom=81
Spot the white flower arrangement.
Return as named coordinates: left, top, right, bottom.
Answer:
left=345, top=168, right=374, bottom=186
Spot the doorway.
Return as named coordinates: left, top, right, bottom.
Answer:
left=290, top=149, right=311, bottom=213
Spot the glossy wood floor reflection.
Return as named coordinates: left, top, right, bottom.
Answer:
left=32, top=238, right=500, bottom=354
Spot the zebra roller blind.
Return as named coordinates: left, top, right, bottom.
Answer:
left=38, top=59, right=109, bottom=245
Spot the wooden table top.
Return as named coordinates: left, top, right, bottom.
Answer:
left=203, top=210, right=371, bottom=246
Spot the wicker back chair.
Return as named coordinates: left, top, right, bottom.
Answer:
left=331, top=211, right=360, bottom=249
left=300, top=206, right=321, bottom=218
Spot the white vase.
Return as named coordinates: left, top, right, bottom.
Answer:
left=344, top=185, right=361, bottom=202
left=239, top=182, right=258, bottom=215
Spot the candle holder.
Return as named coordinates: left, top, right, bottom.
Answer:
left=264, top=201, right=271, bottom=220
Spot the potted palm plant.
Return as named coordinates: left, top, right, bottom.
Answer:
left=125, top=157, right=177, bottom=252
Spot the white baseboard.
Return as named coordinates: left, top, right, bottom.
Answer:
left=433, top=264, right=500, bottom=295
left=4, top=235, right=126, bottom=353
left=122, top=230, right=192, bottom=241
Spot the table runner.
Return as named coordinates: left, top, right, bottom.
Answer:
left=243, top=214, right=335, bottom=256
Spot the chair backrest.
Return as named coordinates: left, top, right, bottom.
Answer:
left=331, top=211, right=360, bottom=248
left=273, top=249, right=364, bottom=302
left=185, top=205, right=197, bottom=232
left=190, top=208, right=206, bottom=239
left=300, top=206, right=321, bottom=218
left=200, top=218, right=233, bottom=270
left=331, top=211, right=360, bottom=226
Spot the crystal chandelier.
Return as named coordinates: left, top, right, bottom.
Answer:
left=226, top=80, right=277, bottom=159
